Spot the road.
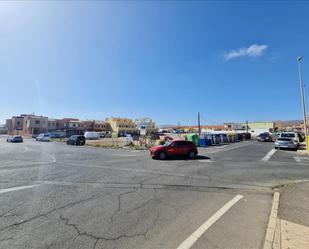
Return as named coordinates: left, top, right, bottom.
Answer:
left=0, top=136, right=308, bottom=249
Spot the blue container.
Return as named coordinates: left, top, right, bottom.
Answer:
left=199, top=138, right=207, bottom=147
left=205, top=139, right=212, bottom=145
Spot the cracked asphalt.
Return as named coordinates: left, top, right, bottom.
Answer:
left=0, top=136, right=309, bottom=249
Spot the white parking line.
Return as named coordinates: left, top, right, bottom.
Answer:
left=176, top=194, right=243, bottom=249
left=0, top=184, right=40, bottom=195
left=47, top=154, right=56, bottom=163
left=294, top=156, right=301, bottom=163
left=261, top=149, right=277, bottom=162
left=197, top=160, right=214, bottom=163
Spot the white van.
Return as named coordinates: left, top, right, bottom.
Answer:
left=36, top=133, right=51, bottom=142
left=84, top=131, right=99, bottom=140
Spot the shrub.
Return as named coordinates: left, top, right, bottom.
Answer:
left=159, top=140, right=165, bottom=145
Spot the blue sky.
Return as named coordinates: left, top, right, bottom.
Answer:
left=1, top=1, right=309, bottom=125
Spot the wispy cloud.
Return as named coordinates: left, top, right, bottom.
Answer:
left=267, top=55, right=280, bottom=61
left=223, top=44, right=268, bottom=61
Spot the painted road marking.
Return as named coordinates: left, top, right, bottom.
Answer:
left=176, top=194, right=243, bottom=249
left=207, top=142, right=252, bottom=154
left=261, top=149, right=277, bottom=162
left=263, top=192, right=280, bottom=249
left=197, top=160, right=214, bottom=163
left=294, top=156, right=301, bottom=163
left=22, top=146, right=29, bottom=153
left=47, top=154, right=56, bottom=163
left=0, top=184, right=40, bottom=195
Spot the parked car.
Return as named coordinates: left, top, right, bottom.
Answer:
left=150, top=140, right=198, bottom=160
left=7, top=136, right=23, bottom=143
left=279, top=132, right=300, bottom=143
left=296, top=132, right=305, bottom=142
left=66, top=135, right=86, bottom=145
left=105, top=132, right=112, bottom=138
left=84, top=131, right=99, bottom=140
left=274, top=137, right=299, bottom=150
left=125, top=134, right=133, bottom=145
left=50, top=133, right=64, bottom=139
left=36, top=133, right=51, bottom=142
left=257, top=133, right=273, bottom=142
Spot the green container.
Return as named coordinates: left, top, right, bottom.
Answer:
left=187, top=133, right=199, bottom=146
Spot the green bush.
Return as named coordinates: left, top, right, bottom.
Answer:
left=159, top=140, right=165, bottom=145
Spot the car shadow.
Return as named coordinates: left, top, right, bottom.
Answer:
left=158, top=155, right=212, bottom=161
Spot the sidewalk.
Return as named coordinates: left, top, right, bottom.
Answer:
left=273, top=182, right=309, bottom=249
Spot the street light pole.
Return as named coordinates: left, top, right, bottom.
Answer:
left=297, top=56, right=308, bottom=150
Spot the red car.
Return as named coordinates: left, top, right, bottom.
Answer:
left=150, top=140, right=198, bottom=160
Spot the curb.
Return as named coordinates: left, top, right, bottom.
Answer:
left=263, top=192, right=280, bottom=249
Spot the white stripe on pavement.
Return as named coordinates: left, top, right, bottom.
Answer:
left=0, top=184, right=40, bottom=195
left=294, top=156, right=301, bottom=163
left=176, top=194, right=243, bottom=249
left=261, top=149, right=277, bottom=162
left=197, top=160, right=214, bottom=163
left=47, top=154, right=56, bottom=163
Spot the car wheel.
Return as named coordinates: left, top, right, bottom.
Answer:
left=188, top=151, right=197, bottom=159
left=158, top=151, right=167, bottom=160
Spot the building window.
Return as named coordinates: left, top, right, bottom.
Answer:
left=35, top=120, right=40, bottom=124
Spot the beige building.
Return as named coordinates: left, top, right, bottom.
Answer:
left=135, top=117, right=157, bottom=135
left=93, top=120, right=109, bottom=131
left=23, top=115, right=48, bottom=135
left=48, top=119, right=58, bottom=131
left=243, top=121, right=275, bottom=136
left=65, top=120, right=84, bottom=130
left=106, top=117, right=139, bottom=135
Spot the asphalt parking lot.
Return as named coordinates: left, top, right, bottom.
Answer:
left=1, top=136, right=309, bottom=249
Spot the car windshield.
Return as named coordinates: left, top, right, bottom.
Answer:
left=163, top=140, right=173, bottom=146
left=277, top=138, right=293, bottom=142
left=259, top=133, right=268, bottom=137
left=281, top=133, right=295, bottom=138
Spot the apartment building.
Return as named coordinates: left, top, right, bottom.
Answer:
left=106, top=117, right=139, bottom=135
left=244, top=121, right=275, bottom=136
left=23, top=115, right=48, bottom=136
left=135, top=117, right=157, bottom=135
left=6, top=114, right=48, bottom=136
left=6, top=115, right=24, bottom=132
left=5, top=114, right=156, bottom=137
left=48, top=119, right=58, bottom=131
left=93, top=120, right=109, bottom=131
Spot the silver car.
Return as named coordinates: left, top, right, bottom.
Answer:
left=274, top=137, right=298, bottom=150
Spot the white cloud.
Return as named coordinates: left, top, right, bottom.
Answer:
left=223, top=44, right=268, bottom=60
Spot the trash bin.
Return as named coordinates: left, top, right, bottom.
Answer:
left=220, top=134, right=228, bottom=143
left=212, top=134, right=220, bottom=144
left=199, top=138, right=206, bottom=147
left=187, top=134, right=199, bottom=146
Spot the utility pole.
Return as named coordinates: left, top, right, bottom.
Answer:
left=198, top=112, right=201, bottom=137
left=246, top=120, right=249, bottom=134
left=297, top=56, right=308, bottom=151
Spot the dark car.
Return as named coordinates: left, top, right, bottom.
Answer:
left=7, top=136, right=23, bottom=143
left=257, top=133, right=273, bottom=142
left=150, top=140, right=198, bottom=160
left=66, top=135, right=86, bottom=145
